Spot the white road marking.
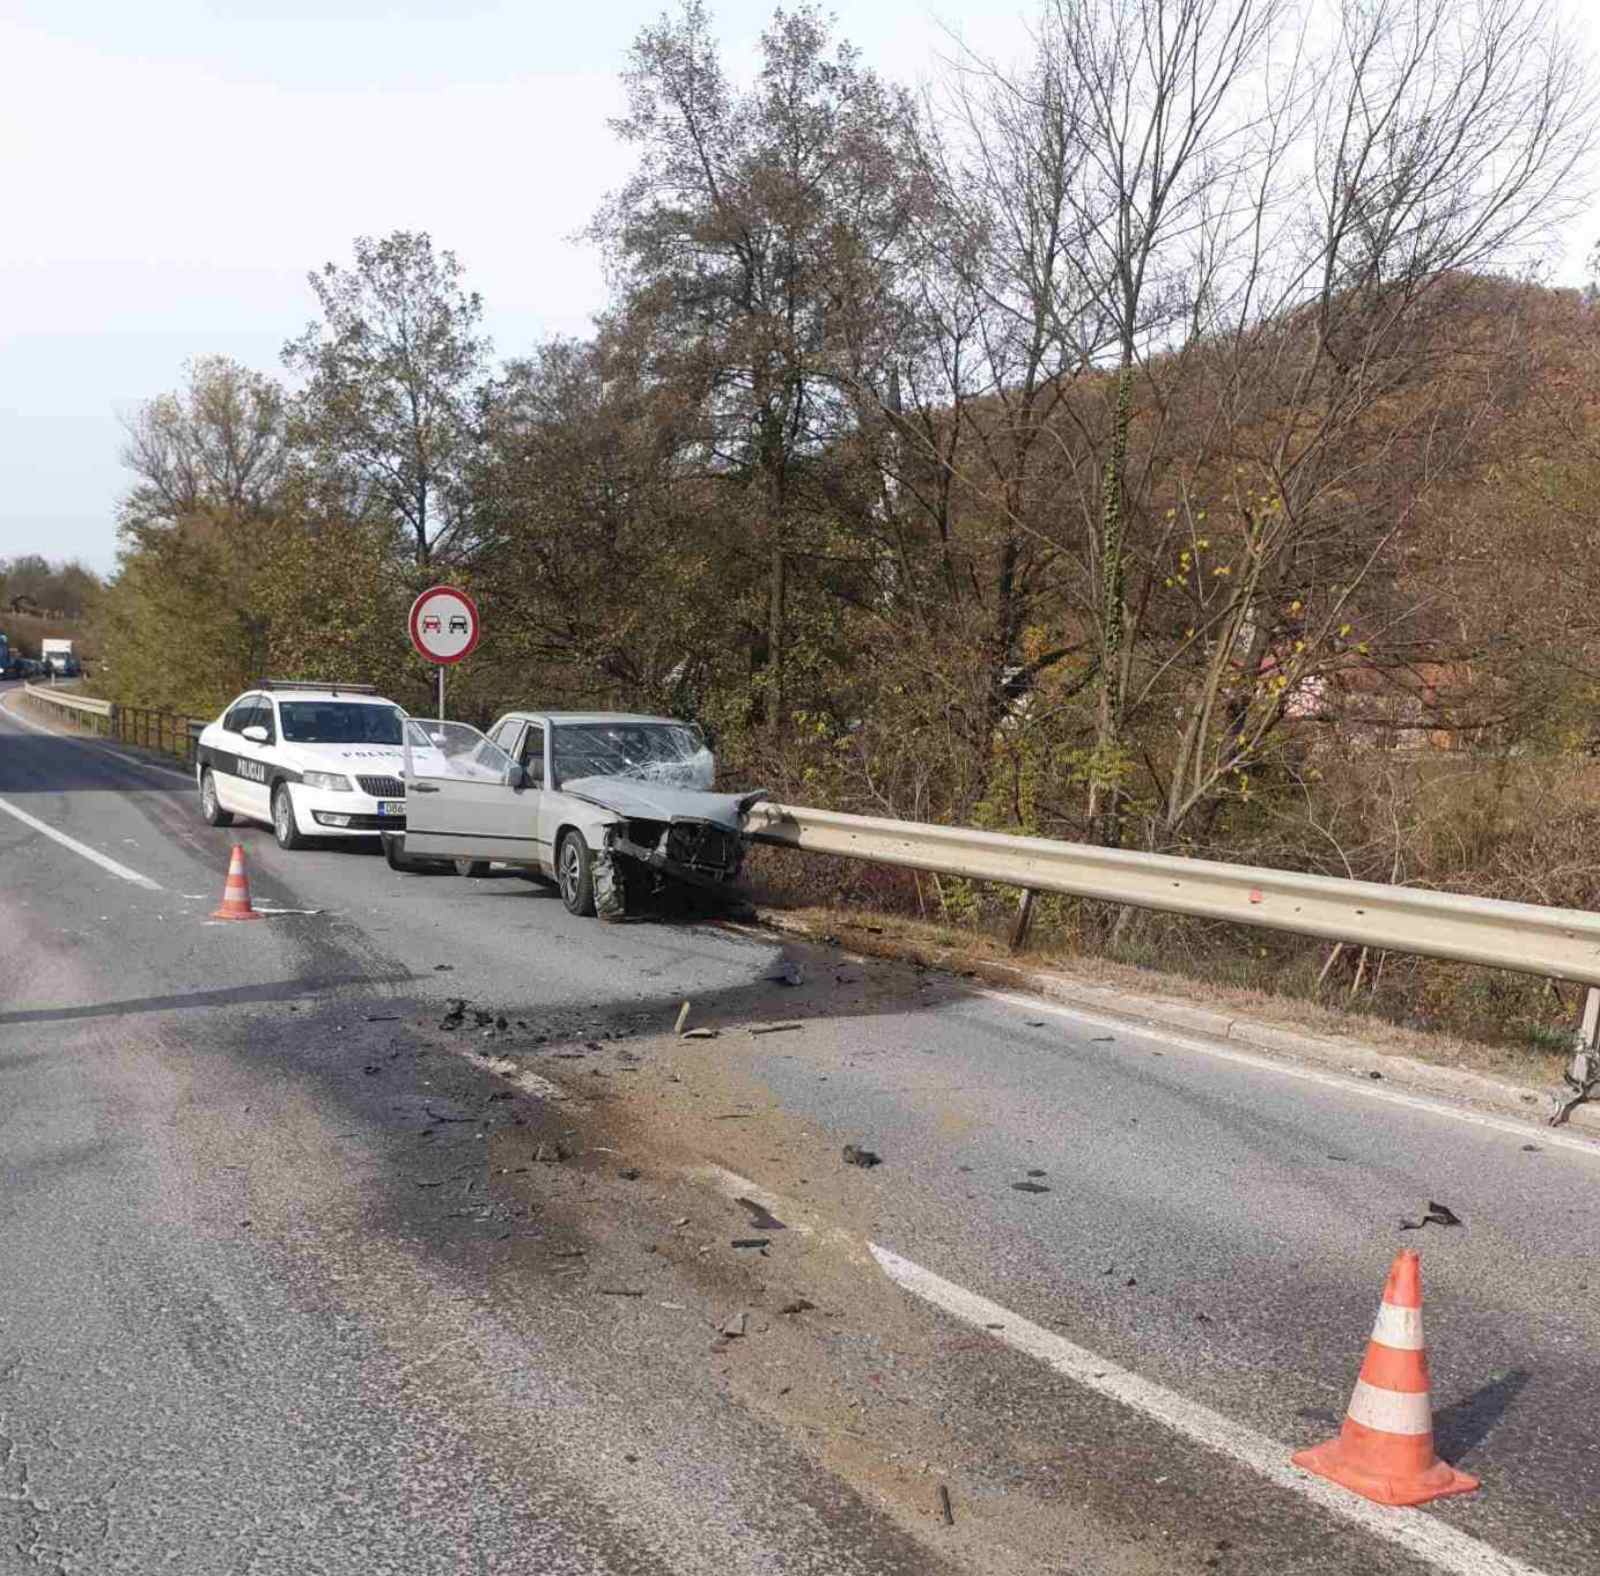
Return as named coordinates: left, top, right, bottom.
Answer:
left=869, top=1242, right=1550, bottom=1576
left=0, top=794, right=163, bottom=891
left=978, top=989, right=1600, bottom=1161
left=689, top=1164, right=817, bottom=1236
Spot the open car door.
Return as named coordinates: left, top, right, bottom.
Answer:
left=401, top=720, right=544, bottom=865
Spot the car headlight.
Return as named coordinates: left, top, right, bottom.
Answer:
left=301, top=770, right=353, bottom=793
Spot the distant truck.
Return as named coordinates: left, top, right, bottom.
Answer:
left=0, top=631, right=13, bottom=678
left=40, top=639, right=79, bottom=677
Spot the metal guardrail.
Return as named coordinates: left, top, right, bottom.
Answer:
left=20, top=682, right=204, bottom=764
left=747, top=803, right=1600, bottom=989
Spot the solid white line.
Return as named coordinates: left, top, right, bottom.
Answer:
left=977, top=988, right=1600, bottom=1161
left=869, top=1243, right=1549, bottom=1576
left=0, top=795, right=163, bottom=891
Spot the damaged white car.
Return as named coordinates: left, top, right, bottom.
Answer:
left=382, top=711, right=766, bottom=919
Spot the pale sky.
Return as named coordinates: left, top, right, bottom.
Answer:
left=2, top=0, right=1595, bottom=575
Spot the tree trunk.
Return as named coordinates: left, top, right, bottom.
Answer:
left=1090, top=357, right=1134, bottom=848
left=766, top=541, right=786, bottom=749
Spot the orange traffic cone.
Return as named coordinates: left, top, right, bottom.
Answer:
left=212, top=844, right=262, bottom=921
left=1292, top=1249, right=1478, bottom=1506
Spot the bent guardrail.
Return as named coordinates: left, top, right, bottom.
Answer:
left=747, top=803, right=1600, bottom=990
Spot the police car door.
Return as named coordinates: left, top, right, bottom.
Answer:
left=401, top=721, right=541, bottom=864
left=233, top=697, right=275, bottom=820
left=213, top=695, right=257, bottom=814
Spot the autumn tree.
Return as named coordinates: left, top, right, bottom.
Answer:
left=590, top=1, right=924, bottom=749
left=283, top=231, right=489, bottom=568
left=117, top=355, right=290, bottom=539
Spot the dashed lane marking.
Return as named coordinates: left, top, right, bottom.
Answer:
left=0, top=794, right=164, bottom=891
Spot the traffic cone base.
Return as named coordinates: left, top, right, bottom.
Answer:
left=1292, top=1249, right=1479, bottom=1508
left=1292, top=1428, right=1479, bottom=1508
left=212, top=844, right=262, bottom=921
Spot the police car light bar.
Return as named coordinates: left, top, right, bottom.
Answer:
left=259, top=680, right=380, bottom=694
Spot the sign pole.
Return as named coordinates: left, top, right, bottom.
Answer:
left=437, top=665, right=445, bottom=722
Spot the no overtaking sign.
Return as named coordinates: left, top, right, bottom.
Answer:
left=409, top=586, right=480, bottom=665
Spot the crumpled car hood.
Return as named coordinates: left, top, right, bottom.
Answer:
left=560, top=776, right=766, bottom=829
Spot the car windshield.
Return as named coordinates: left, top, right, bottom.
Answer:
left=278, top=702, right=405, bottom=745
left=551, top=722, right=710, bottom=787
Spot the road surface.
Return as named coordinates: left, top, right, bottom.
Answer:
left=3, top=681, right=1597, bottom=1575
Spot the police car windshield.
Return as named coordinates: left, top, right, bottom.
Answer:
left=278, top=702, right=405, bottom=745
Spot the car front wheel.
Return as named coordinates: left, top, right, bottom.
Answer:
left=199, top=769, right=233, bottom=827
left=272, top=783, right=310, bottom=850
left=557, top=830, right=596, bottom=917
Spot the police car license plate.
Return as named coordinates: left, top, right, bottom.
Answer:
left=377, top=800, right=405, bottom=818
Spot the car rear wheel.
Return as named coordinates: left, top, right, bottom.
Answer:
left=199, top=769, right=233, bottom=827
left=272, top=783, right=310, bottom=851
left=557, top=830, right=596, bottom=917
left=454, top=858, right=492, bottom=878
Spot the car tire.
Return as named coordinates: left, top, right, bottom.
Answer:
left=272, top=782, right=310, bottom=851
left=199, top=769, right=233, bottom=827
left=454, top=858, right=492, bottom=879
left=557, top=830, right=596, bottom=917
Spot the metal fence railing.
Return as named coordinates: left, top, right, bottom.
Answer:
left=20, top=683, right=204, bottom=766
left=113, top=705, right=205, bottom=764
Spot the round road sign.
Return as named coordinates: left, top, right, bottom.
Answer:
left=409, top=585, right=481, bottom=665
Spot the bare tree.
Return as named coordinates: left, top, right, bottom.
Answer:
left=119, top=355, right=290, bottom=539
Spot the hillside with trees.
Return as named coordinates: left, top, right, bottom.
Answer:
left=90, top=0, right=1600, bottom=1043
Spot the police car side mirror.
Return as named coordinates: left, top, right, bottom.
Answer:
left=241, top=724, right=269, bottom=744
left=508, top=762, right=528, bottom=790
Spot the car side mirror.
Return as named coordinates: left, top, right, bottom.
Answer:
left=241, top=724, right=269, bottom=743
left=507, top=762, right=527, bottom=789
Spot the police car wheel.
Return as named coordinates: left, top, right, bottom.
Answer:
left=557, top=830, right=596, bottom=917
left=272, top=783, right=310, bottom=851
left=200, top=769, right=233, bottom=828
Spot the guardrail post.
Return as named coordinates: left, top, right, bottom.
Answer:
left=1009, top=888, right=1039, bottom=953
left=1580, top=987, right=1600, bottom=1051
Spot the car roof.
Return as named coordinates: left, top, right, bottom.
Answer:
left=496, top=711, right=687, bottom=727
left=232, top=688, right=400, bottom=707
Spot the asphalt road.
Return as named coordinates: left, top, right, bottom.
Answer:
left=3, top=682, right=1597, bottom=1576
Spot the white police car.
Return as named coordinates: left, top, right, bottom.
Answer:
left=195, top=681, right=410, bottom=849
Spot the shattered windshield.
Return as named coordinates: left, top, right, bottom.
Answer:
left=279, top=702, right=405, bottom=745
left=552, top=722, right=713, bottom=789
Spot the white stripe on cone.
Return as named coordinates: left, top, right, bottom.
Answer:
left=1346, top=1380, right=1434, bottom=1436
left=1371, top=1302, right=1425, bottom=1351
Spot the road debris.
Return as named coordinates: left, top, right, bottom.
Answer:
left=936, top=1485, right=955, bottom=1526
left=778, top=1298, right=815, bottom=1315
left=842, top=1144, right=881, bottom=1169
left=1026, top=1168, right=1047, bottom=1177
left=749, top=1022, right=802, bottom=1036
left=769, top=960, right=804, bottom=987
left=433, top=963, right=454, bottom=971
left=675, top=1001, right=692, bottom=1036
left=1011, top=1181, right=1051, bottom=1194
left=720, top=1311, right=748, bottom=1338
left=731, top=1238, right=771, bottom=1250
left=599, top=1288, right=644, bottom=1297
left=682, top=1027, right=718, bottom=1039
left=1400, top=1201, right=1463, bottom=1231
left=619, top=1167, right=642, bottom=1181
left=365, top=1014, right=401, bottom=1022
